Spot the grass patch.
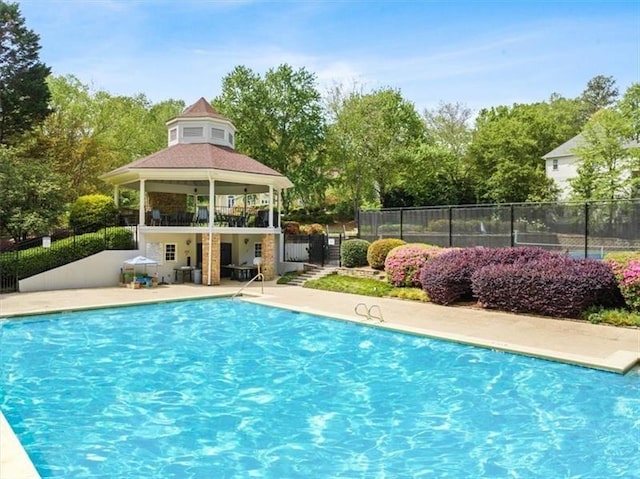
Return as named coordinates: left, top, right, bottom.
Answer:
left=304, top=274, right=393, bottom=297
left=277, top=271, right=300, bottom=285
left=387, top=287, right=429, bottom=302
left=583, top=307, right=640, bottom=327
left=303, top=272, right=640, bottom=328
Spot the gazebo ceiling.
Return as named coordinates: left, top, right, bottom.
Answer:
left=118, top=179, right=271, bottom=196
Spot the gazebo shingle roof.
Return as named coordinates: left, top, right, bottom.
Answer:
left=108, top=143, right=284, bottom=177
left=172, top=97, right=231, bottom=122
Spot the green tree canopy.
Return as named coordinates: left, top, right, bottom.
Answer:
left=580, top=74, right=619, bottom=121
left=0, top=1, right=51, bottom=145
left=619, top=83, right=640, bottom=141
left=570, top=109, right=637, bottom=201
left=214, top=64, right=327, bottom=212
left=35, top=75, right=184, bottom=200
left=468, top=98, right=582, bottom=203
left=0, top=145, right=65, bottom=240
left=327, top=87, right=424, bottom=213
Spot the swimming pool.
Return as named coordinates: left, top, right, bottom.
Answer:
left=1, top=298, right=639, bottom=478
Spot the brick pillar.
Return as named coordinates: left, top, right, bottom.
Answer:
left=261, top=234, right=276, bottom=281
left=202, top=233, right=221, bottom=285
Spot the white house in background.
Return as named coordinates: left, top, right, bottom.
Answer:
left=543, top=134, right=639, bottom=200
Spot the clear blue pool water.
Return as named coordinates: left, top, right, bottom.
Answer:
left=1, top=298, right=639, bottom=478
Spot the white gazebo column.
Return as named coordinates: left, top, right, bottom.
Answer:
left=138, top=179, right=146, bottom=226
left=268, top=185, right=274, bottom=227
left=207, top=178, right=215, bottom=286
left=209, top=179, right=215, bottom=227
left=113, top=185, right=119, bottom=208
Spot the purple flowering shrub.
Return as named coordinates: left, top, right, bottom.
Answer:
left=367, top=238, right=406, bottom=270
left=384, top=244, right=444, bottom=287
left=471, top=256, right=624, bottom=318
left=620, top=259, right=640, bottom=311
left=419, top=246, right=557, bottom=305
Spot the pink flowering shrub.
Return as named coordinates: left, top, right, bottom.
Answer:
left=620, top=259, right=640, bottom=311
left=603, top=251, right=640, bottom=282
left=384, top=244, right=444, bottom=287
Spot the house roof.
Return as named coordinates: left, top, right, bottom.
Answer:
left=104, top=143, right=284, bottom=177
left=169, top=97, right=231, bottom=123
left=542, top=134, right=587, bottom=159
left=543, top=133, right=640, bottom=159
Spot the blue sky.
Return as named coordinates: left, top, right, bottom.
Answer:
left=18, top=0, right=640, bottom=114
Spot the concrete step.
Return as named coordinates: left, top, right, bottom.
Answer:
left=286, top=266, right=338, bottom=286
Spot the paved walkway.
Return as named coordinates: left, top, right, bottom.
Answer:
left=2, top=281, right=640, bottom=478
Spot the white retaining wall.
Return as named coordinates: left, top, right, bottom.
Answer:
left=19, top=250, right=142, bottom=293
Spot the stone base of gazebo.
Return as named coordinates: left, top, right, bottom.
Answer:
left=201, top=233, right=276, bottom=285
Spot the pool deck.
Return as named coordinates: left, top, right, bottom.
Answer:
left=2, top=280, right=640, bottom=478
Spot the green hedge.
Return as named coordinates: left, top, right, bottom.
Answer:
left=69, top=194, right=118, bottom=233
left=0, top=228, right=134, bottom=282
left=367, top=238, right=406, bottom=270
left=341, top=239, right=370, bottom=268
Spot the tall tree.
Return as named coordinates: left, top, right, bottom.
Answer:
left=580, top=74, right=619, bottom=121
left=401, top=101, right=477, bottom=206
left=468, top=101, right=580, bottom=203
left=423, top=101, right=472, bottom=158
left=0, top=145, right=65, bottom=240
left=37, top=75, right=184, bottom=200
left=0, top=1, right=51, bottom=145
left=619, top=83, right=640, bottom=141
left=214, top=64, right=327, bottom=212
left=570, top=109, right=634, bottom=200
left=327, top=88, right=424, bottom=214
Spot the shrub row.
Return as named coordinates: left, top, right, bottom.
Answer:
left=283, top=207, right=334, bottom=225
left=471, top=257, right=623, bottom=318
left=420, top=247, right=555, bottom=305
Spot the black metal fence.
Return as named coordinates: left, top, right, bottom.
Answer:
left=0, top=225, right=138, bottom=293
left=283, top=234, right=343, bottom=266
left=358, top=199, right=640, bottom=259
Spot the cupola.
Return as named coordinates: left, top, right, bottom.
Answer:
left=165, top=97, right=236, bottom=148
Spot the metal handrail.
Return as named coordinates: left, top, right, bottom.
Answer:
left=368, top=304, right=384, bottom=322
left=354, top=303, right=384, bottom=322
left=355, top=303, right=369, bottom=319
left=232, top=272, right=265, bottom=299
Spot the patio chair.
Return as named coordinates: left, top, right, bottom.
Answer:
left=194, top=206, right=209, bottom=225
left=151, top=209, right=162, bottom=226
left=256, top=210, right=269, bottom=227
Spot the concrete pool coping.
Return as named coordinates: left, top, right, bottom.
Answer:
left=1, top=281, right=640, bottom=477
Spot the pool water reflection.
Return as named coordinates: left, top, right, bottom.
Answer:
left=1, top=299, right=639, bottom=478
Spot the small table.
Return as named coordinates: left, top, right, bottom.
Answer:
left=223, top=265, right=258, bottom=281
left=174, top=266, right=194, bottom=283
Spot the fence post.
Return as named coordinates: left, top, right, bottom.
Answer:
left=448, top=207, right=453, bottom=247
left=584, top=202, right=589, bottom=259
left=510, top=204, right=515, bottom=247
left=356, top=209, right=360, bottom=239
left=399, top=209, right=404, bottom=240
